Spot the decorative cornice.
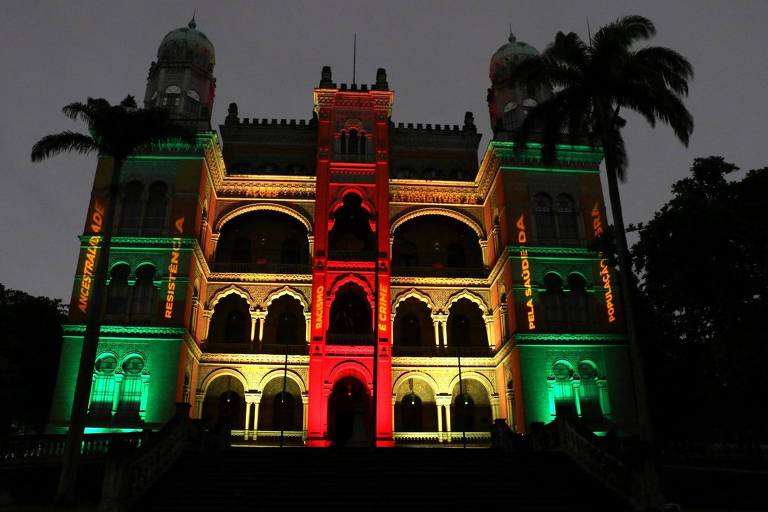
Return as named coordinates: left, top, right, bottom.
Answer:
left=199, top=353, right=311, bottom=364
left=208, top=272, right=313, bottom=284
left=514, top=333, right=626, bottom=344
left=63, top=324, right=186, bottom=337
left=80, top=236, right=196, bottom=250
left=507, top=245, right=596, bottom=257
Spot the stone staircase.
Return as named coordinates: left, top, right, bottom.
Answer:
left=134, top=447, right=630, bottom=511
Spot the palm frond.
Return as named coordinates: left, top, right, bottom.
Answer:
left=544, top=31, right=590, bottom=72
left=627, top=46, right=693, bottom=96
left=31, top=131, right=98, bottom=162
left=593, top=15, right=656, bottom=50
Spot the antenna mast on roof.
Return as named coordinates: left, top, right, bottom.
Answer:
left=352, top=33, right=357, bottom=85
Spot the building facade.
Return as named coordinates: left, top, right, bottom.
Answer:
left=48, top=22, right=638, bottom=445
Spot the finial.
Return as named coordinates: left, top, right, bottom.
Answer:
left=508, top=25, right=516, bottom=43
left=188, top=10, right=197, bottom=29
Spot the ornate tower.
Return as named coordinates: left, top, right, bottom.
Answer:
left=306, top=67, right=395, bottom=446
left=144, top=17, right=216, bottom=125
left=487, top=32, right=551, bottom=136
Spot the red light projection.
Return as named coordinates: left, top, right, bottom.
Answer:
left=591, top=204, right=616, bottom=323
left=77, top=201, right=105, bottom=314
left=516, top=214, right=536, bottom=330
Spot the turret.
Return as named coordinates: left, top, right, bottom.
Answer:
left=144, top=16, right=216, bottom=125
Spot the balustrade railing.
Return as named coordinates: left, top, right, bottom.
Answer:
left=391, top=265, right=488, bottom=278
left=0, top=432, right=147, bottom=466
left=529, top=417, right=645, bottom=511
left=202, top=341, right=308, bottom=355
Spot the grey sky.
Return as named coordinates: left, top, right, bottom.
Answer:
left=1, top=0, right=766, bottom=300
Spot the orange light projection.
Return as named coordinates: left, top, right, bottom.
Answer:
left=164, top=217, right=184, bottom=319
left=591, top=204, right=616, bottom=323
left=77, top=201, right=105, bottom=314
left=516, top=214, right=536, bottom=330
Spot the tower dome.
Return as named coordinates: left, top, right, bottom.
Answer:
left=489, top=32, right=538, bottom=84
left=486, top=31, right=551, bottom=135
left=144, top=16, right=217, bottom=124
left=157, top=17, right=215, bottom=69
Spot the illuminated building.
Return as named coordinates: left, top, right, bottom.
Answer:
left=48, top=22, right=639, bottom=444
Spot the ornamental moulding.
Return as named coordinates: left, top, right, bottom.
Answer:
left=514, top=333, right=627, bottom=343
left=63, top=324, right=186, bottom=337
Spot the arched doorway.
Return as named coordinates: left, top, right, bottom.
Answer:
left=258, top=376, right=304, bottom=431
left=327, top=376, right=370, bottom=446
left=394, top=377, right=437, bottom=433
left=450, top=379, right=492, bottom=433
left=201, top=375, right=246, bottom=431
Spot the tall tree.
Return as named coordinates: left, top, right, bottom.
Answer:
left=510, top=14, right=693, bottom=437
left=634, top=157, right=768, bottom=443
left=31, top=96, right=193, bottom=501
left=0, top=284, right=66, bottom=438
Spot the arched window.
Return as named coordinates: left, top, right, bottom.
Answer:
left=89, top=354, right=118, bottom=420
left=399, top=314, right=421, bottom=346
left=552, top=361, right=576, bottom=417
left=534, top=193, right=556, bottom=239
left=348, top=129, right=359, bottom=154
left=119, top=181, right=143, bottom=233
left=541, top=273, right=566, bottom=330
left=185, top=90, right=201, bottom=116
left=106, top=264, right=131, bottom=315
left=577, top=361, right=603, bottom=421
left=328, top=193, right=374, bottom=254
left=449, top=314, right=471, bottom=347
left=162, top=85, right=181, bottom=110
left=567, top=273, right=591, bottom=329
left=276, top=311, right=298, bottom=345
left=272, top=392, right=296, bottom=430
left=446, top=242, right=466, bottom=267
left=224, top=310, right=249, bottom=343
left=142, top=182, right=168, bottom=233
left=556, top=194, right=578, bottom=240
left=280, top=238, right=301, bottom=264
left=231, top=237, right=252, bottom=264
left=400, top=393, right=423, bottom=431
left=116, top=356, right=146, bottom=421
left=328, top=283, right=372, bottom=340
left=131, top=265, right=156, bottom=318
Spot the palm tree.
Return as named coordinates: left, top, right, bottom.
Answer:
left=31, top=95, right=194, bottom=501
left=509, top=15, right=693, bottom=506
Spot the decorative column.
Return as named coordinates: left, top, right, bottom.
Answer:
left=244, top=392, right=260, bottom=441
left=479, top=239, right=489, bottom=266
left=483, top=314, right=495, bottom=349
left=303, top=312, right=312, bottom=343
left=498, top=303, right=508, bottom=342
left=432, top=313, right=448, bottom=348
left=572, top=380, right=582, bottom=417
left=202, top=309, right=213, bottom=341
left=301, top=393, right=309, bottom=440
left=490, top=393, right=501, bottom=421
left=194, top=391, right=205, bottom=419
left=435, top=401, right=444, bottom=443
left=597, top=379, right=611, bottom=417
left=249, top=311, right=259, bottom=344
left=253, top=310, right=267, bottom=344
left=435, top=394, right=452, bottom=442
left=308, top=235, right=315, bottom=259
left=506, top=389, right=516, bottom=430
left=209, top=233, right=220, bottom=263
left=249, top=392, right=263, bottom=440
left=389, top=236, right=394, bottom=259
left=432, top=318, right=440, bottom=347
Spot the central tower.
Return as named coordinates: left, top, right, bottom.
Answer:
left=306, top=68, right=395, bottom=446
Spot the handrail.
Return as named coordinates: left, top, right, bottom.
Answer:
left=99, top=403, right=193, bottom=512
left=0, top=432, right=147, bottom=466
left=529, top=417, right=645, bottom=511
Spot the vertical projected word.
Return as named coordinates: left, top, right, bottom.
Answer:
left=378, top=282, right=388, bottom=333
left=78, top=201, right=105, bottom=314
left=516, top=214, right=536, bottom=330
left=314, top=286, right=325, bottom=330
left=591, top=204, right=616, bottom=323
left=164, top=217, right=184, bottom=319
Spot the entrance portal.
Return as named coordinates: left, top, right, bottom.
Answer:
left=328, top=377, right=370, bottom=447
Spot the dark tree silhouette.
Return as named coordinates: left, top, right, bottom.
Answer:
left=31, top=96, right=194, bottom=501
left=633, top=157, right=768, bottom=444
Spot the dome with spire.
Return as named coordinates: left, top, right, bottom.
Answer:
left=157, top=16, right=215, bottom=69
left=489, top=31, right=538, bottom=83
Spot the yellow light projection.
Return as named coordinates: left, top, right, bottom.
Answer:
left=516, top=214, right=536, bottom=330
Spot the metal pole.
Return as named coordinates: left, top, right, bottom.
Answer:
left=457, top=346, right=467, bottom=449
left=371, top=211, right=379, bottom=448
left=280, top=334, right=289, bottom=448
